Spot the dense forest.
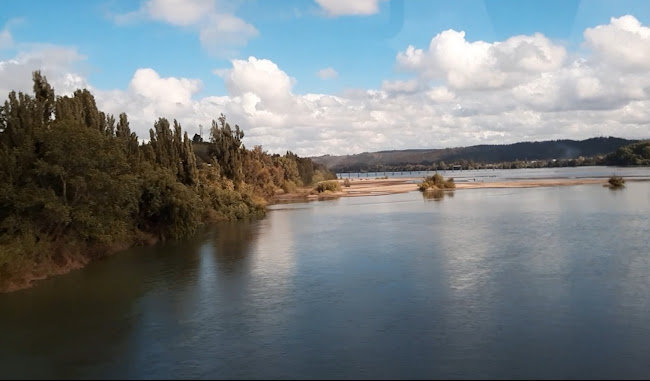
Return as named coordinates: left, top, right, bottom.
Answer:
left=313, top=137, right=639, bottom=173
left=602, top=140, right=650, bottom=166
left=0, top=72, right=335, bottom=291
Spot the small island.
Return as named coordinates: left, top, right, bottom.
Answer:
left=608, top=175, right=626, bottom=188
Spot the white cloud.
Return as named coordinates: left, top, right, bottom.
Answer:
left=199, top=13, right=259, bottom=57
left=0, top=27, right=13, bottom=51
left=315, top=0, right=385, bottom=16
left=3, top=16, right=650, bottom=157
left=129, top=68, right=202, bottom=104
left=217, top=57, right=295, bottom=107
left=316, top=67, right=338, bottom=80
left=584, top=15, right=650, bottom=71
left=113, top=0, right=257, bottom=56
left=381, top=79, right=420, bottom=94
left=0, top=44, right=89, bottom=97
left=427, top=86, right=456, bottom=103
left=397, top=29, right=566, bottom=90
left=145, top=0, right=215, bottom=26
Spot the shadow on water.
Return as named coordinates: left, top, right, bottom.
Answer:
left=422, top=189, right=455, bottom=201
left=0, top=227, right=239, bottom=379
left=0, top=248, right=152, bottom=379
left=210, top=218, right=261, bottom=273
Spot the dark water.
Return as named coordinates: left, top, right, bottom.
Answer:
left=1, top=182, right=650, bottom=379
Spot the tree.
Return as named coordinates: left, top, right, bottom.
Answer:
left=209, top=114, right=244, bottom=183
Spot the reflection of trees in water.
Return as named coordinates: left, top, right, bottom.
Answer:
left=422, top=189, right=455, bottom=201
left=212, top=219, right=260, bottom=268
left=0, top=245, right=155, bottom=379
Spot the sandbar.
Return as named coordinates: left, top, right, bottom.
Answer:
left=273, top=176, right=647, bottom=201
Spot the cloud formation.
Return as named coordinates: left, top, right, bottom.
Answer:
left=0, top=26, right=13, bottom=51
left=316, top=67, right=338, bottom=80
left=583, top=15, right=650, bottom=71
left=315, top=0, right=386, bottom=16
left=113, top=0, right=258, bottom=57
left=0, top=44, right=89, bottom=98
left=2, top=15, right=650, bottom=156
left=396, top=30, right=566, bottom=90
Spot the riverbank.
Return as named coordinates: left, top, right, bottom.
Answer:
left=0, top=231, right=160, bottom=294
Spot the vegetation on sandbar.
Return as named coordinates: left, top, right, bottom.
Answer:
left=418, top=173, right=455, bottom=191
left=608, top=175, right=625, bottom=188
left=315, top=180, right=341, bottom=193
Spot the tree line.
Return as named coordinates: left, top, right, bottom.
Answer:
left=0, top=72, right=335, bottom=291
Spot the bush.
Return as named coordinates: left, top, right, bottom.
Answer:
left=315, top=180, right=341, bottom=193
left=418, top=173, right=456, bottom=191
left=282, top=180, right=298, bottom=194
left=608, top=175, right=625, bottom=188
left=343, top=178, right=351, bottom=187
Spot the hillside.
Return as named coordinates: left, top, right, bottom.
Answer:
left=312, top=137, right=638, bottom=172
left=603, top=140, right=650, bottom=166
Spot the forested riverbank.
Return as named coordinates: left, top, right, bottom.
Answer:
left=0, top=72, right=335, bottom=292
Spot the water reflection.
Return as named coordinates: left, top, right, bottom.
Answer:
left=0, top=244, right=156, bottom=379
left=2, top=183, right=650, bottom=379
left=211, top=219, right=260, bottom=272
left=422, top=189, right=455, bottom=201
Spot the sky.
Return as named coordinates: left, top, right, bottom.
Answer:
left=1, top=0, right=650, bottom=156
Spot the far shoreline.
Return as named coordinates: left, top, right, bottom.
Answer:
left=272, top=176, right=650, bottom=201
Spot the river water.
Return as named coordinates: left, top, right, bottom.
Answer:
left=339, top=165, right=650, bottom=183
left=1, top=180, right=650, bottom=379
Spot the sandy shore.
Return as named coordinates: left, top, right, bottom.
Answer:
left=341, top=177, right=620, bottom=197
left=273, top=176, right=644, bottom=201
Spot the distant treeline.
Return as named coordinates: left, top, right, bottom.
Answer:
left=313, top=137, right=640, bottom=173
left=0, top=72, right=335, bottom=291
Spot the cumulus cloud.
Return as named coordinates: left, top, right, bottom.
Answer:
left=397, top=30, right=566, bottom=90
left=315, top=0, right=386, bottom=16
left=113, top=0, right=258, bottom=56
left=216, top=57, right=295, bottom=109
left=584, top=15, right=650, bottom=71
left=3, top=15, right=650, bottom=156
left=129, top=68, right=202, bottom=104
left=0, top=44, right=89, bottom=97
left=316, top=67, right=338, bottom=80
left=381, top=79, right=420, bottom=94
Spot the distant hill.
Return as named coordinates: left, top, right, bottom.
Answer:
left=603, top=140, right=650, bottom=166
left=312, top=137, right=639, bottom=172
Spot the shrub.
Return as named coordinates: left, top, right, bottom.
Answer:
left=343, top=178, right=351, bottom=187
left=281, top=180, right=298, bottom=194
left=608, top=175, right=625, bottom=188
left=315, top=180, right=341, bottom=193
left=418, top=173, right=456, bottom=191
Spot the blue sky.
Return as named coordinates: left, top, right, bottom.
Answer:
left=1, top=1, right=650, bottom=155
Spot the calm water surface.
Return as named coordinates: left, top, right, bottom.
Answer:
left=1, top=182, right=650, bottom=379
left=339, top=166, right=650, bottom=183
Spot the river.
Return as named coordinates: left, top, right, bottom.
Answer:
left=338, top=165, right=650, bottom=183
left=1, top=180, right=649, bottom=379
